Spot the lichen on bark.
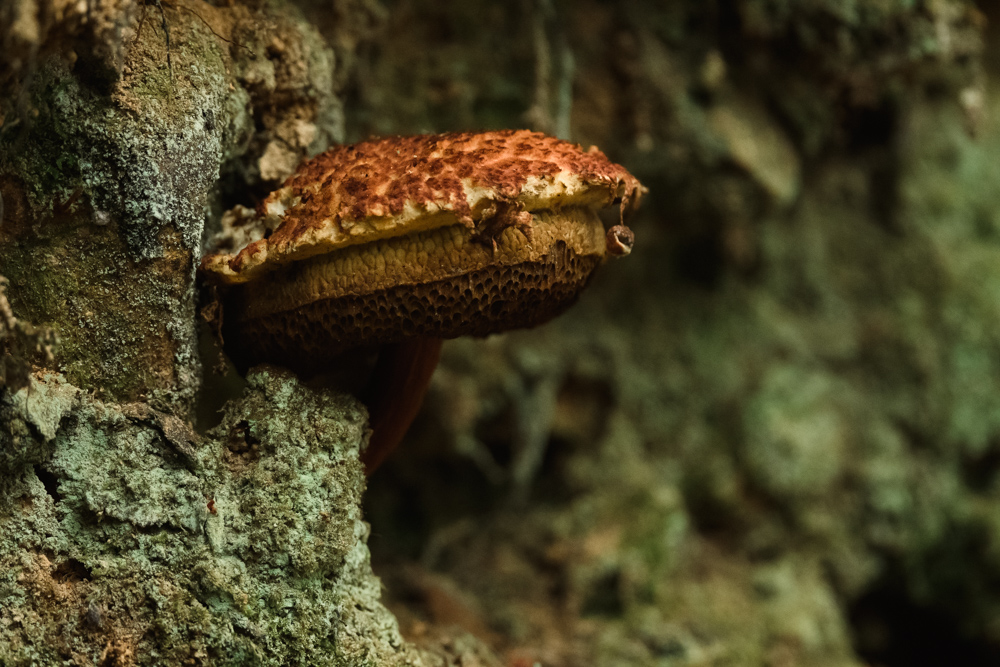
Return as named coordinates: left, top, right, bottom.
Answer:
left=0, top=0, right=341, bottom=412
left=0, top=368, right=415, bottom=665
left=0, top=1, right=453, bottom=664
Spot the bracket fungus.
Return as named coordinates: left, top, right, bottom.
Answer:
left=202, top=130, right=644, bottom=472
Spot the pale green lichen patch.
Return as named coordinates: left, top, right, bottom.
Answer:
left=9, top=373, right=78, bottom=442
left=7, top=49, right=236, bottom=260
left=0, top=368, right=416, bottom=666
left=0, top=374, right=78, bottom=473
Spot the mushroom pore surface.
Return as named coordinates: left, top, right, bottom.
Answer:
left=202, top=130, right=643, bottom=374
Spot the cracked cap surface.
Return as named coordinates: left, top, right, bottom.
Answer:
left=202, top=130, right=643, bottom=284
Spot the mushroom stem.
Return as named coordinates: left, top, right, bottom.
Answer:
left=361, top=337, right=444, bottom=475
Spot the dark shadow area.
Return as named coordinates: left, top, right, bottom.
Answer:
left=850, top=584, right=1000, bottom=666
left=193, top=320, right=246, bottom=432
left=364, top=427, right=501, bottom=563
left=33, top=464, right=62, bottom=503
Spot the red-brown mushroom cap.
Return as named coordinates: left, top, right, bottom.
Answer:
left=201, top=130, right=644, bottom=373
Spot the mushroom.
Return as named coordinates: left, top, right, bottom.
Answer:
left=202, top=130, right=644, bottom=473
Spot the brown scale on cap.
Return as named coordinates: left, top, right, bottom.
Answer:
left=204, top=130, right=642, bottom=283
left=201, top=130, right=644, bottom=473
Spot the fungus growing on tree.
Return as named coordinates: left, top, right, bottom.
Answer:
left=202, top=130, right=643, bottom=472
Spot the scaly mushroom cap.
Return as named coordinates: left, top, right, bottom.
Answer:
left=202, top=130, right=643, bottom=372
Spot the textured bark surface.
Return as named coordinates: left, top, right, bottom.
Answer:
left=3, top=0, right=999, bottom=665
left=0, top=1, right=460, bottom=664
left=1, top=0, right=341, bottom=411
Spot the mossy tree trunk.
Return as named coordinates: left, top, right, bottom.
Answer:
left=0, top=2, right=454, bottom=665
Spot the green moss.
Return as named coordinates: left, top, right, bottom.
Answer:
left=0, top=7, right=261, bottom=409
left=0, top=368, right=418, bottom=666
left=0, top=219, right=194, bottom=407
left=2, top=8, right=246, bottom=259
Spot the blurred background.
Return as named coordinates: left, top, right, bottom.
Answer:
left=342, top=1, right=1000, bottom=665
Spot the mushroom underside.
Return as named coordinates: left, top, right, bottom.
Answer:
left=221, top=208, right=607, bottom=374
left=225, top=249, right=601, bottom=373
